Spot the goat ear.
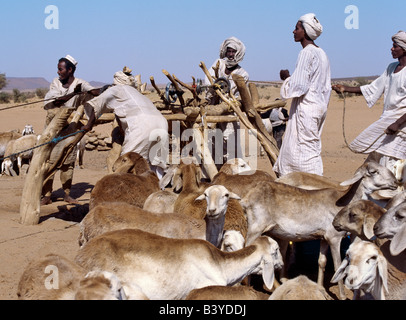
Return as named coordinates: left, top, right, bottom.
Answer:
left=363, top=214, right=376, bottom=240
left=340, top=169, right=363, bottom=186
left=229, top=192, right=241, bottom=200
left=195, top=194, right=205, bottom=201
left=331, top=258, right=349, bottom=283
left=377, top=254, right=389, bottom=295
left=261, top=259, right=275, bottom=291
left=389, top=223, right=406, bottom=256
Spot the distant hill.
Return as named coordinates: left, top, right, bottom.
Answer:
left=3, top=77, right=50, bottom=92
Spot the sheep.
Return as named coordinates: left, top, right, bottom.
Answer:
left=78, top=202, right=206, bottom=247
left=275, top=171, right=346, bottom=191
left=172, top=161, right=208, bottom=219
left=74, top=228, right=284, bottom=300
left=211, top=167, right=276, bottom=198
left=1, top=134, right=39, bottom=176
left=195, top=185, right=243, bottom=248
left=221, top=230, right=246, bottom=252
left=17, top=254, right=86, bottom=300
left=374, top=202, right=406, bottom=256
left=333, top=200, right=386, bottom=241
left=17, top=253, right=134, bottom=300
left=142, top=190, right=178, bottom=213
left=0, top=131, right=22, bottom=159
left=268, top=275, right=333, bottom=300
left=185, top=285, right=270, bottom=300
left=331, top=239, right=394, bottom=300
left=22, top=124, right=35, bottom=136
left=89, top=152, right=160, bottom=210
left=74, top=271, right=129, bottom=300
left=332, top=199, right=406, bottom=300
left=239, top=161, right=398, bottom=300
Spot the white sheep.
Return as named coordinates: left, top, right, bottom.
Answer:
left=374, top=202, right=406, bottom=256
left=22, top=124, right=35, bottom=136
left=74, top=229, right=284, bottom=300
left=331, top=239, right=390, bottom=300
left=195, top=185, right=242, bottom=248
left=240, top=161, right=398, bottom=300
left=78, top=202, right=206, bottom=247
left=268, top=275, right=333, bottom=300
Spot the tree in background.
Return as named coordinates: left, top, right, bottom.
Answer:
left=0, top=73, right=7, bottom=90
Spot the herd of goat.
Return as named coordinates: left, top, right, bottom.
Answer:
left=2, top=125, right=406, bottom=300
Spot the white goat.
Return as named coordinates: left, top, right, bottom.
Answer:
left=331, top=240, right=389, bottom=300
left=74, top=229, right=284, bottom=300
left=269, top=275, right=333, bottom=300
left=374, top=202, right=406, bottom=256
left=240, top=160, right=398, bottom=300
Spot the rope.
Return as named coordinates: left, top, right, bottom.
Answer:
left=340, top=91, right=406, bottom=154
left=0, top=129, right=85, bottom=162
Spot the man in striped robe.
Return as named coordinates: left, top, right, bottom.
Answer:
left=273, top=13, right=331, bottom=177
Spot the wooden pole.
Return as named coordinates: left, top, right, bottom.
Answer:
left=19, top=108, right=73, bottom=225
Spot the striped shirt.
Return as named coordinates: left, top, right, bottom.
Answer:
left=273, top=44, right=331, bottom=176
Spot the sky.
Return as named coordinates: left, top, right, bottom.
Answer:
left=0, top=0, right=405, bottom=85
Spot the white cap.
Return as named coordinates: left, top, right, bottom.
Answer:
left=65, top=55, right=78, bottom=66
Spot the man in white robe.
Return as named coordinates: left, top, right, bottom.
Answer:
left=333, top=31, right=406, bottom=168
left=273, top=13, right=331, bottom=177
left=204, top=37, right=249, bottom=166
left=41, top=55, right=97, bottom=205
left=83, top=69, right=169, bottom=178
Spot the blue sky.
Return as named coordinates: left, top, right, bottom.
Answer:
left=0, top=0, right=404, bottom=84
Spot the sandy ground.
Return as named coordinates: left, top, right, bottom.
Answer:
left=0, top=86, right=383, bottom=300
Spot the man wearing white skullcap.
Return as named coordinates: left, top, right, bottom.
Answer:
left=41, top=55, right=99, bottom=206
left=333, top=31, right=406, bottom=170
left=83, top=67, right=169, bottom=179
left=273, top=14, right=331, bottom=177
left=204, top=36, right=249, bottom=166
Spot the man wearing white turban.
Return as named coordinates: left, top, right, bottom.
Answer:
left=273, top=14, right=331, bottom=177
left=204, top=36, right=249, bottom=166
left=83, top=68, right=169, bottom=178
left=333, top=31, right=406, bottom=170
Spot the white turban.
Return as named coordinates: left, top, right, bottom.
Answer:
left=219, top=36, right=246, bottom=68
left=113, top=71, right=136, bottom=87
left=392, top=30, right=406, bottom=51
left=299, top=13, right=323, bottom=41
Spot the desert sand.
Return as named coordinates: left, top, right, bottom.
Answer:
left=0, top=85, right=383, bottom=300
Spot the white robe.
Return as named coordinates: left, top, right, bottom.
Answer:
left=350, top=62, right=406, bottom=159
left=273, top=44, right=331, bottom=176
left=86, top=84, right=169, bottom=168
